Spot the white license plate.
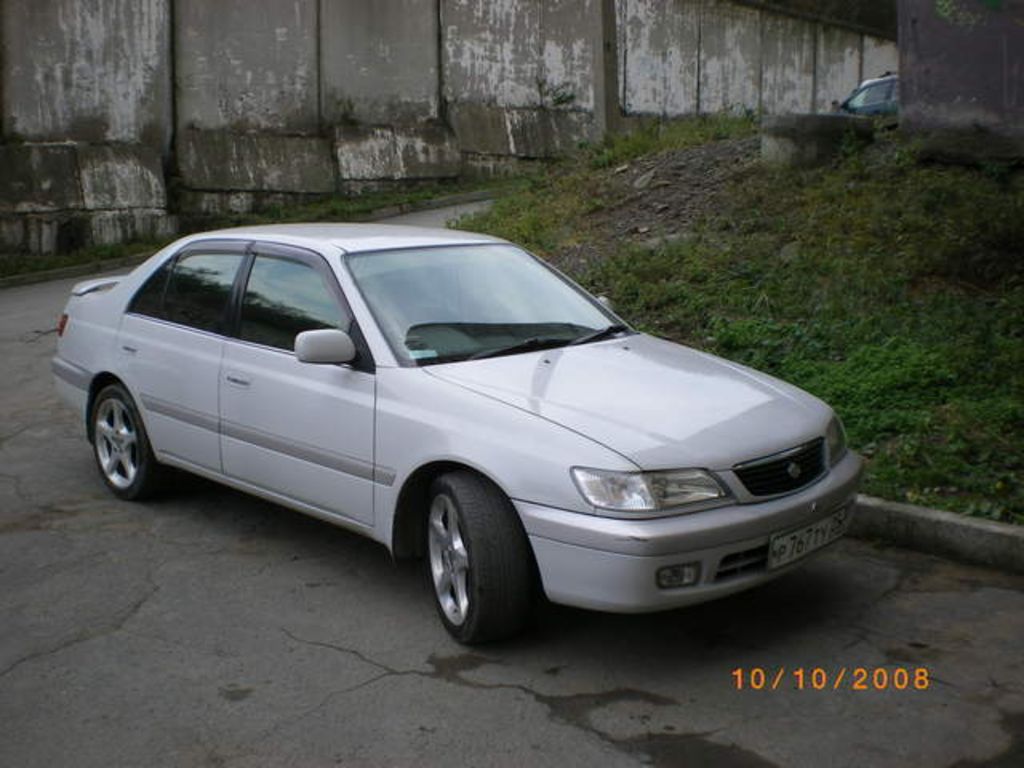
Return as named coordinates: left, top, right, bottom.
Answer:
left=768, top=506, right=849, bottom=570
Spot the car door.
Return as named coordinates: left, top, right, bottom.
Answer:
left=119, top=243, right=247, bottom=471
left=219, top=243, right=376, bottom=527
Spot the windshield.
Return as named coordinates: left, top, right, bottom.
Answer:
left=345, top=244, right=625, bottom=365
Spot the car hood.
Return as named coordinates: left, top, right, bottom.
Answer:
left=426, top=334, right=830, bottom=470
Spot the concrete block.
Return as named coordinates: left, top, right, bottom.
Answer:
left=761, top=114, right=873, bottom=167
left=618, top=0, right=700, bottom=116
left=396, top=123, right=462, bottom=178
left=175, top=0, right=318, bottom=132
left=851, top=495, right=1024, bottom=575
left=448, top=102, right=593, bottom=158
left=176, top=130, right=336, bottom=193
left=321, top=0, right=439, bottom=124
left=86, top=210, right=177, bottom=246
left=0, top=145, right=83, bottom=212
left=760, top=15, right=815, bottom=115
left=815, top=26, right=862, bottom=112
left=335, top=124, right=460, bottom=181
left=78, top=146, right=166, bottom=210
left=0, top=214, right=84, bottom=254
left=699, top=0, right=761, bottom=114
left=1, top=0, right=170, bottom=146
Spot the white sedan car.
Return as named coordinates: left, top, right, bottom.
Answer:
left=53, top=224, right=862, bottom=643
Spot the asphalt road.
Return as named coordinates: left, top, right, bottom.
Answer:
left=2, top=211, right=1023, bottom=767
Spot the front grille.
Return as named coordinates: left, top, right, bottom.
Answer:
left=734, top=438, right=825, bottom=497
left=715, top=544, right=769, bottom=582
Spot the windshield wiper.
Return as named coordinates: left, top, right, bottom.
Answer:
left=468, top=336, right=573, bottom=361
left=568, top=324, right=629, bottom=346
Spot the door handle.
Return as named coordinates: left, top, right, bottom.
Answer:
left=225, top=375, right=251, bottom=387
left=121, top=345, right=138, bottom=355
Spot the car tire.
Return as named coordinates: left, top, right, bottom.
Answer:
left=426, top=471, right=534, bottom=644
left=91, top=383, right=164, bottom=501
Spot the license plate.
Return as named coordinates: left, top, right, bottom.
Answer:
left=769, top=506, right=849, bottom=570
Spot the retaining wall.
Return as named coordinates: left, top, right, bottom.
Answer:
left=1, top=0, right=898, bottom=255
left=617, top=0, right=898, bottom=117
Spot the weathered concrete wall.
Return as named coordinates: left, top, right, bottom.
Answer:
left=175, top=0, right=319, bottom=133
left=1, top=0, right=170, bottom=146
left=0, top=144, right=174, bottom=254
left=0, top=0, right=173, bottom=254
left=442, top=0, right=608, bottom=157
left=617, top=0, right=700, bottom=115
left=321, top=0, right=440, bottom=125
left=173, top=0, right=326, bottom=213
left=616, top=0, right=898, bottom=117
left=1, top=0, right=903, bottom=255
left=761, top=12, right=816, bottom=114
left=899, top=0, right=1024, bottom=160
left=815, top=26, right=862, bottom=110
left=700, top=0, right=763, bottom=113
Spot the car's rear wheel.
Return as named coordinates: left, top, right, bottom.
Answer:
left=426, top=471, right=534, bottom=644
left=92, top=383, right=163, bottom=500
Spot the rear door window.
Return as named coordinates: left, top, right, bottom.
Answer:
left=129, top=251, right=245, bottom=334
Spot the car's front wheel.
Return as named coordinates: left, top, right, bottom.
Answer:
left=91, top=383, right=164, bottom=500
left=427, top=471, right=534, bottom=643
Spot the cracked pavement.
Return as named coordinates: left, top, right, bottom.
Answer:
left=2, top=212, right=1023, bottom=767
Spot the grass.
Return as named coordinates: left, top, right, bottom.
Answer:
left=458, top=120, right=1024, bottom=524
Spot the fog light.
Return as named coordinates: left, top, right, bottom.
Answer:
left=656, top=562, right=701, bottom=589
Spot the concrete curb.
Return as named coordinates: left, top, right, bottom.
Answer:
left=0, top=188, right=501, bottom=291
left=850, top=494, right=1024, bottom=574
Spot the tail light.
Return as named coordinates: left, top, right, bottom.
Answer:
left=57, top=313, right=68, bottom=337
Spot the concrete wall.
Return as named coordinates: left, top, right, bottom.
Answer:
left=442, top=0, right=608, bottom=158
left=322, top=0, right=440, bottom=125
left=175, top=0, right=319, bottom=134
left=615, top=0, right=898, bottom=117
left=618, top=0, right=701, bottom=115
left=899, top=0, right=1023, bottom=160
left=0, top=0, right=174, bottom=254
left=2, top=0, right=171, bottom=146
left=1, top=0, right=900, bottom=255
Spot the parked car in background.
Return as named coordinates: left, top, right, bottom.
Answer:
left=838, top=73, right=899, bottom=117
left=53, top=224, right=863, bottom=643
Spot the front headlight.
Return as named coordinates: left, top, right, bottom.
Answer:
left=571, top=467, right=727, bottom=514
left=826, top=415, right=848, bottom=466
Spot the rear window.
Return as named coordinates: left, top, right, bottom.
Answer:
left=128, top=252, right=245, bottom=334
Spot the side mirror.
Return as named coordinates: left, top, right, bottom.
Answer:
left=597, top=295, right=614, bottom=312
left=295, top=329, right=356, bottom=364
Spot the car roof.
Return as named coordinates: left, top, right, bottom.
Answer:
left=186, top=223, right=507, bottom=255
left=857, top=73, right=897, bottom=89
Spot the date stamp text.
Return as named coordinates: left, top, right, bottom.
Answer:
left=731, top=666, right=931, bottom=691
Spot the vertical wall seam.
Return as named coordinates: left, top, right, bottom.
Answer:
left=316, top=0, right=323, bottom=133
left=436, top=0, right=446, bottom=124
left=696, top=0, right=703, bottom=115
left=858, top=33, right=865, bottom=82
left=620, top=0, right=628, bottom=116
left=167, top=0, right=178, bottom=176
left=811, top=22, right=819, bottom=113
left=757, top=7, right=764, bottom=116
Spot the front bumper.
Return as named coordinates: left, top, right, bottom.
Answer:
left=516, top=451, right=863, bottom=613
